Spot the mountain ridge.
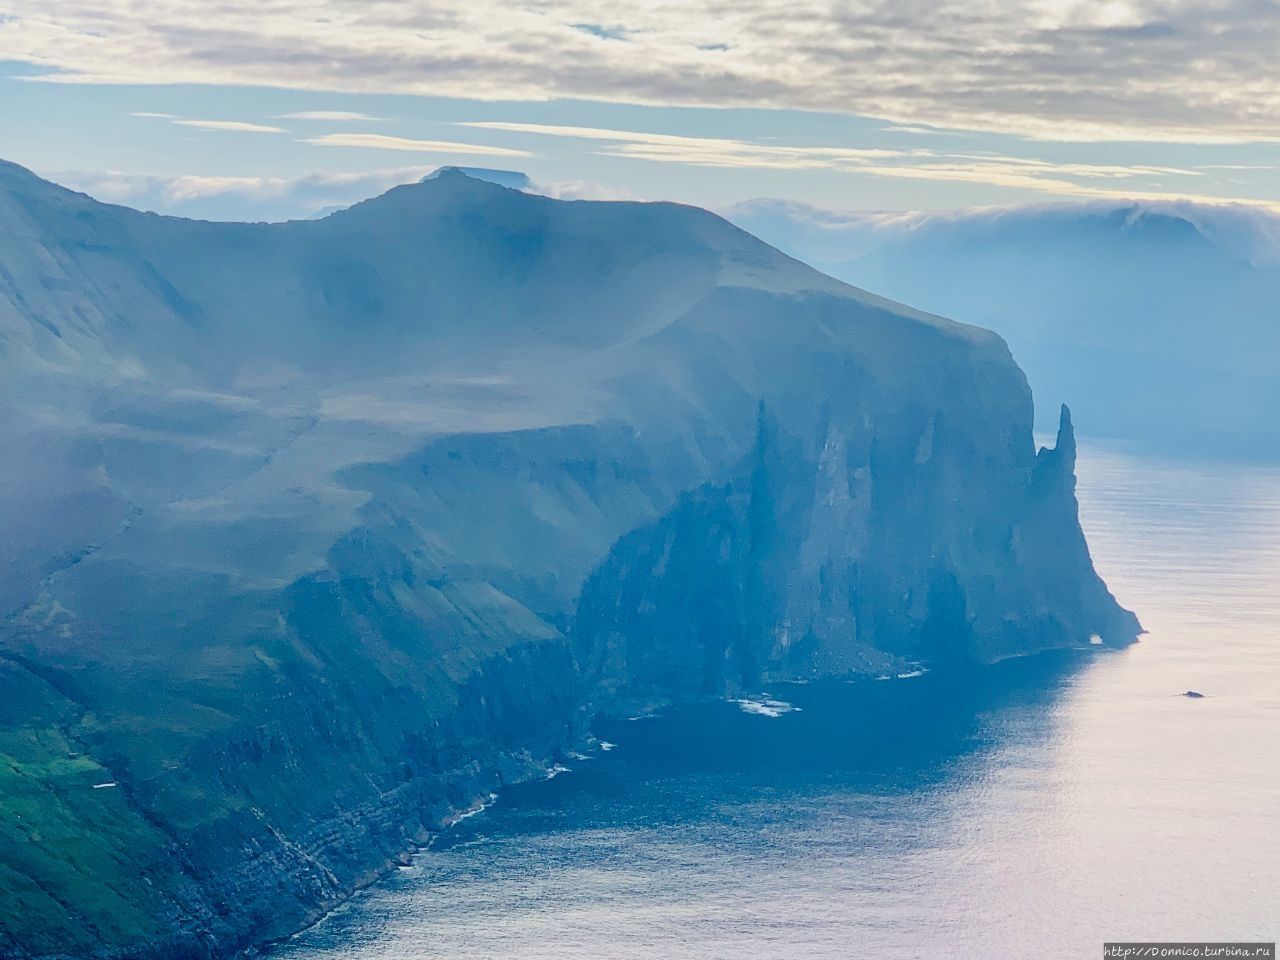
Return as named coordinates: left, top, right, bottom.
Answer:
left=0, top=158, right=1136, bottom=959
left=0, top=161, right=995, bottom=371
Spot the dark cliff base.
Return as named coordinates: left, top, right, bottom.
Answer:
left=3, top=598, right=1138, bottom=960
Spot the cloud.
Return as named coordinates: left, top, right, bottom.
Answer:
left=172, top=119, right=286, bottom=133
left=533, top=178, right=634, bottom=201
left=54, top=166, right=437, bottom=221
left=842, top=155, right=1212, bottom=199
left=726, top=195, right=1280, bottom=266
left=457, top=121, right=917, bottom=169
left=272, top=110, right=383, bottom=121
left=129, top=111, right=176, bottom=119
left=879, top=124, right=964, bottom=138
left=42, top=163, right=621, bottom=221
left=303, top=133, right=532, bottom=157
left=3, top=1, right=1280, bottom=143
left=842, top=158, right=1280, bottom=209
left=458, top=120, right=1274, bottom=208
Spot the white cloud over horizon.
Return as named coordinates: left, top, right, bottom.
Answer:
left=3, top=0, right=1280, bottom=144
left=456, top=121, right=916, bottom=169
left=452, top=120, right=1280, bottom=210
left=46, top=163, right=631, bottom=222
left=302, top=133, right=533, bottom=157
left=55, top=167, right=427, bottom=220
left=726, top=194, right=1280, bottom=266
left=171, top=119, right=286, bottom=133
left=272, top=111, right=384, bottom=122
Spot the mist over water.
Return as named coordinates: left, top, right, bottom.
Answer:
left=276, top=445, right=1280, bottom=959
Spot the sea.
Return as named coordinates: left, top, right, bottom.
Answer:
left=275, top=443, right=1280, bottom=959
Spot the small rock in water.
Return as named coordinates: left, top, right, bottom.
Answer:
left=1182, top=690, right=1206, bottom=698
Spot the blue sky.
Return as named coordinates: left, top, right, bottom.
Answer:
left=2, top=1, right=1278, bottom=220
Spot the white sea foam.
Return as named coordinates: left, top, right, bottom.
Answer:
left=734, top=696, right=801, bottom=718
left=874, top=667, right=928, bottom=681
left=448, top=792, right=499, bottom=827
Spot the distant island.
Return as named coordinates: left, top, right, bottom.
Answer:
left=0, top=161, right=1137, bottom=959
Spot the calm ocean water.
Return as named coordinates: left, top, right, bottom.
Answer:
left=276, top=445, right=1280, bottom=959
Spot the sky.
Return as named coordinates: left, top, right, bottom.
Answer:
left=2, top=0, right=1279, bottom=220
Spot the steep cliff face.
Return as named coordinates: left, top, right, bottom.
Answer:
left=573, top=396, right=1137, bottom=700
left=0, top=161, right=1137, bottom=959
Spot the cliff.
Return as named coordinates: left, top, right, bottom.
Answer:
left=728, top=199, right=1280, bottom=458
left=0, top=161, right=1137, bottom=959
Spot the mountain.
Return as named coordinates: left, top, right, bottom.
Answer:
left=728, top=199, right=1280, bottom=458
left=421, top=166, right=535, bottom=190
left=0, top=160, right=1136, bottom=959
